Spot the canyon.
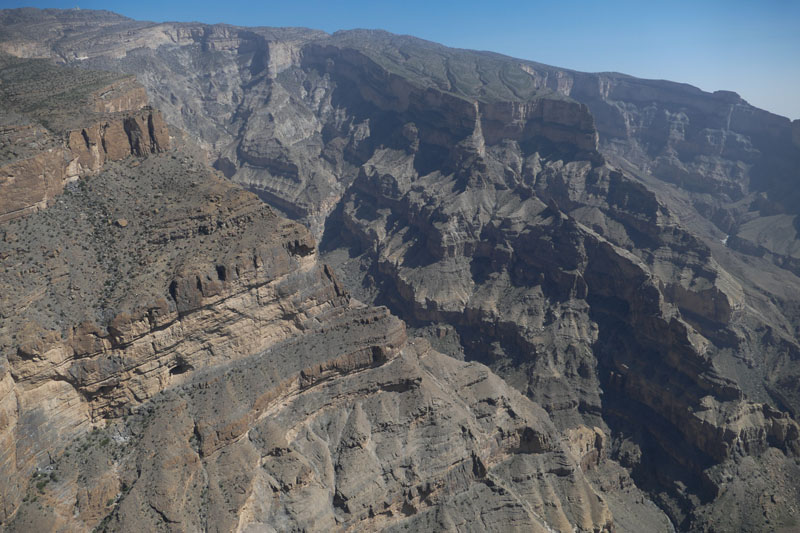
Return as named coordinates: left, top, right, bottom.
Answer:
left=0, top=7, right=799, bottom=532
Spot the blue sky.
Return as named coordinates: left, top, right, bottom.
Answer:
left=5, top=0, right=800, bottom=119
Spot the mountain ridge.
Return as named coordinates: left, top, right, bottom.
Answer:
left=1, top=8, right=800, bottom=532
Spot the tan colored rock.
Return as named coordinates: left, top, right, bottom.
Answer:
left=2, top=10, right=800, bottom=532
left=565, top=425, right=605, bottom=471
left=0, top=147, right=614, bottom=532
left=1, top=68, right=169, bottom=224
left=0, top=148, right=68, bottom=223
left=6, top=338, right=615, bottom=533
left=0, top=106, right=170, bottom=223
left=90, top=77, right=148, bottom=114
left=0, top=153, right=343, bottom=520
left=100, top=119, right=131, bottom=161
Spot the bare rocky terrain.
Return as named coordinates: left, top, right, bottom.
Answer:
left=0, top=49, right=169, bottom=223
left=1, top=7, right=800, bottom=532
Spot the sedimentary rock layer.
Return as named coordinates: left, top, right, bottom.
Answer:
left=2, top=8, right=800, bottom=531
left=0, top=53, right=168, bottom=222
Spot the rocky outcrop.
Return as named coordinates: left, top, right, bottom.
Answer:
left=1, top=18, right=601, bottom=238
left=0, top=150, right=347, bottom=524
left=553, top=69, right=800, bottom=294
left=67, top=107, right=169, bottom=168
left=0, top=154, right=324, bottom=518
left=0, top=143, right=623, bottom=532
left=90, top=77, right=148, bottom=113
left=0, top=106, right=168, bottom=223
left=0, top=54, right=169, bottom=222
left=335, top=137, right=797, bottom=459
left=0, top=145, right=618, bottom=533
left=0, top=145, right=66, bottom=223
left=2, top=8, right=800, bottom=532
left=4, top=337, right=618, bottom=533
left=328, top=128, right=798, bottom=531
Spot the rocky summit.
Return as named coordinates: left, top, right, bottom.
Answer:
left=0, top=7, right=799, bottom=532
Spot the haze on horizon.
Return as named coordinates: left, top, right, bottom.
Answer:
left=5, top=0, right=800, bottom=120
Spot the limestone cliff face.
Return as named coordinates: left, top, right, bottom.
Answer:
left=0, top=150, right=616, bottom=533
left=0, top=155, right=328, bottom=518
left=337, top=137, right=799, bottom=465
left=8, top=22, right=600, bottom=238
left=556, top=71, right=800, bottom=298
left=328, top=131, right=799, bottom=532
left=0, top=153, right=352, bottom=524
left=567, top=73, right=798, bottom=198
left=66, top=107, right=169, bottom=170
left=0, top=145, right=66, bottom=223
left=5, top=336, right=618, bottom=533
left=90, top=77, right=148, bottom=113
left=0, top=59, right=169, bottom=223
left=300, top=43, right=599, bottom=155
left=0, top=106, right=168, bottom=223
left=2, top=8, right=800, bottom=532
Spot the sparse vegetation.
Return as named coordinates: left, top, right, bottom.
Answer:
left=0, top=51, right=125, bottom=133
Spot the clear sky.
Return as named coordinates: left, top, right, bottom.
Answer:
left=5, top=0, right=800, bottom=119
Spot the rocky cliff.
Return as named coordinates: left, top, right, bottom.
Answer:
left=0, top=53, right=169, bottom=223
left=1, top=7, right=800, bottom=532
left=0, top=123, right=622, bottom=533
left=0, top=34, right=626, bottom=533
left=0, top=126, right=617, bottom=532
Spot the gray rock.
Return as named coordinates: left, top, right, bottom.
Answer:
left=2, top=7, right=800, bottom=532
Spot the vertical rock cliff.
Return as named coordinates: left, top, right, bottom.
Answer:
left=0, top=49, right=620, bottom=533
left=0, top=53, right=169, bottom=223
left=1, top=8, right=800, bottom=532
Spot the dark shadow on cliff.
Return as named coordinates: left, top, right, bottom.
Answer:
left=589, top=300, right=718, bottom=529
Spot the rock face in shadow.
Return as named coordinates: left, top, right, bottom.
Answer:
left=563, top=72, right=800, bottom=294
left=2, top=7, right=800, bottom=532
left=329, top=108, right=800, bottom=529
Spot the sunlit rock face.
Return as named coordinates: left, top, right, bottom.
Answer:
left=1, top=7, right=800, bottom=532
left=0, top=53, right=169, bottom=223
